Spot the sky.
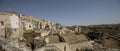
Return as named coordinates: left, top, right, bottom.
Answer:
left=0, top=0, right=120, bottom=25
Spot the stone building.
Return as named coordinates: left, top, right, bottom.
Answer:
left=35, top=41, right=94, bottom=51
left=0, top=12, right=23, bottom=39
left=21, top=15, right=41, bottom=31
left=21, top=15, right=53, bottom=33
left=34, top=33, right=92, bottom=51
left=66, top=25, right=81, bottom=33
left=34, top=43, right=66, bottom=51
left=66, top=41, right=94, bottom=51
left=23, top=21, right=35, bottom=30
left=44, top=35, right=61, bottom=43
left=2, top=11, right=119, bottom=51
left=61, top=33, right=88, bottom=43
left=54, top=23, right=63, bottom=30
left=101, top=33, right=120, bottom=49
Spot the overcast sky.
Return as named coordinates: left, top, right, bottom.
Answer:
left=0, top=0, right=120, bottom=25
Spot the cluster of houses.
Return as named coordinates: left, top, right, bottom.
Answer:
left=0, top=11, right=119, bottom=51
left=0, top=12, right=92, bottom=51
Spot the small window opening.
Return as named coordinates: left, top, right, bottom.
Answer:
left=76, top=48, right=80, bottom=51
left=14, top=29, right=17, bottom=31
left=29, top=25, right=31, bottom=28
left=106, top=37, right=110, bottom=39
left=0, top=21, right=4, bottom=25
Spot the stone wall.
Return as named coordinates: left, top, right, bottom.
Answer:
left=67, top=41, right=93, bottom=51
left=0, top=12, right=23, bottom=39
left=103, top=35, right=120, bottom=49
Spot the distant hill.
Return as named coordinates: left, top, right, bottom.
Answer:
left=80, top=24, right=120, bottom=33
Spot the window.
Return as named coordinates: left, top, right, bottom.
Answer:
left=0, top=21, right=4, bottom=25
left=29, top=25, right=31, bottom=28
left=76, top=48, right=80, bottom=51
left=14, top=29, right=17, bottom=31
left=106, top=37, right=110, bottom=40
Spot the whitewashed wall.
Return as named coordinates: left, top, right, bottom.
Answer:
left=23, top=21, right=34, bottom=30
left=10, top=14, right=19, bottom=28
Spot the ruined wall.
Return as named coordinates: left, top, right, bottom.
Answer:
left=35, top=41, right=94, bottom=51
left=35, top=43, right=66, bottom=51
left=66, top=41, right=93, bottom=51
left=103, top=35, right=120, bottom=49
left=66, top=26, right=81, bottom=33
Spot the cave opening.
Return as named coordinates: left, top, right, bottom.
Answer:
left=87, top=32, right=100, bottom=40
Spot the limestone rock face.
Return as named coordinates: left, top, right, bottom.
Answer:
left=41, top=30, right=51, bottom=37
left=0, top=28, right=5, bottom=37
